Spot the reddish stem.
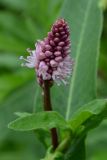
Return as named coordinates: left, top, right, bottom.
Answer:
left=43, top=80, right=58, bottom=150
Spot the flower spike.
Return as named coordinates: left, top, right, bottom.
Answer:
left=20, top=18, right=74, bottom=86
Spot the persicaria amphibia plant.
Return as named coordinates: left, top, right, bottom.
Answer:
left=8, top=2, right=107, bottom=159
left=20, top=18, right=73, bottom=151
left=19, top=18, right=73, bottom=151
left=5, top=18, right=74, bottom=160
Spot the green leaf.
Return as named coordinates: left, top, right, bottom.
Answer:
left=8, top=111, right=67, bottom=131
left=69, top=99, right=107, bottom=133
left=64, top=99, right=107, bottom=160
left=60, top=0, right=103, bottom=119
left=59, top=0, right=103, bottom=159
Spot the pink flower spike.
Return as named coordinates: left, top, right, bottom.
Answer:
left=20, top=18, right=74, bottom=86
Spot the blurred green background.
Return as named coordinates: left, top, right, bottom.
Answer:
left=0, top=0, right=107, bottom=160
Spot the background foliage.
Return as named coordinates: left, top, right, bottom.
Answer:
left=0, top=0, right=107, bottom=160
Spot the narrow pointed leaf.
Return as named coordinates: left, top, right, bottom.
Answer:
left=59, top=0, right=103, bottom=159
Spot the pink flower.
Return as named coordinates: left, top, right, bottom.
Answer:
left=20, top=19, right=74, bottom=86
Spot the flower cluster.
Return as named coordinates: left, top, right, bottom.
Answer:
left=20, top=19, right=73, bottom=86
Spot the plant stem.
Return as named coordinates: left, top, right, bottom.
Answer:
left=43, top=80, right=58, bottom=150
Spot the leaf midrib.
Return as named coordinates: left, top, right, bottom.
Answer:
left=66, top=0, right=93, bottom=120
